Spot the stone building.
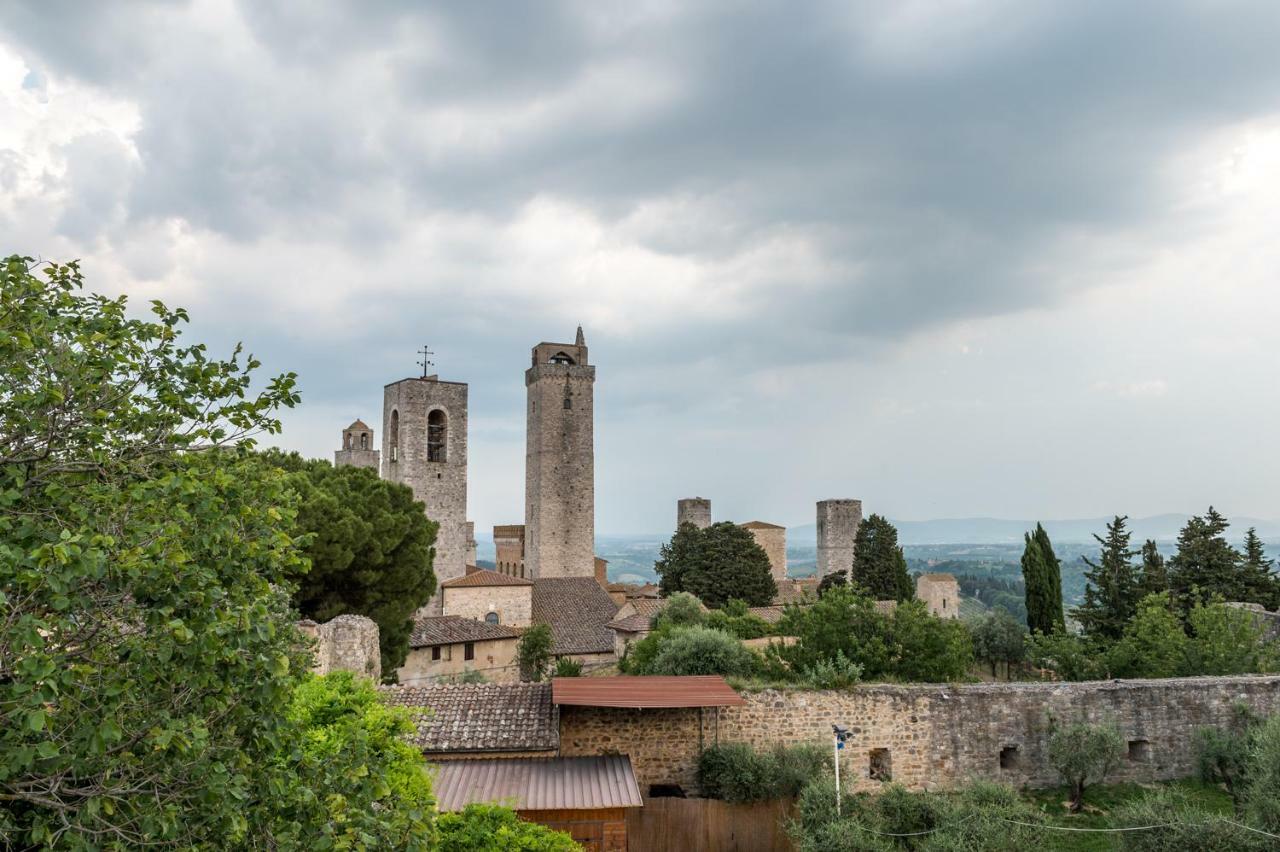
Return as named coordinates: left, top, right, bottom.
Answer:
left=524, top=327, right=595, bottom=579
left=383, top=373, right=468, bottom=613
left=493, top=524, right=527, bottom=577
left=441, top=569, right=535, bottom=626
left=741, top=521, right=787, bottom=581
left=916, top=573, right=960, bottom=619
left=816, top=498, right=862, bottom=577
left=676, top=497, right=712, bottom=529
left=334, top=419, right=379, bottom=470
left=396, top=615, right=521, bottom=685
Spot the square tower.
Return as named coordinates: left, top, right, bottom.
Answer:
left=383, top=375, right=468, bottom=612
left=817, top=499, right=862, bottom=577
left=524, top=327, right=595, bottom=578
left=677, top=497, right=712, bottom=530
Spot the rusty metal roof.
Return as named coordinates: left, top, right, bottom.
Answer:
left=552, top=675, right=745, bottom=708
left=433, top=756, right=642, bottom=812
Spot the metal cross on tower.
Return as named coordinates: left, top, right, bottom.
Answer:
left=417, top=344, right=435, bottom=378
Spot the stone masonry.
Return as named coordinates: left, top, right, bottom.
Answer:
left=383, top=375, right=469, bottom=614
left=334, top=419, right=380, bottom=470
left=299, top=614, right=381, bottom=682
left=524, top=328, right=595, bottom=578
left=561, top=677, right=1280, bottom=794
left=494, top=524, right=527, bottom=576
left=741, top=521, right=787, bottom=581
left=816, top=499, right=862, bottom=578
left=677, top=497, right=712, bottom=530
left=916, top=573, right=961, bottom=619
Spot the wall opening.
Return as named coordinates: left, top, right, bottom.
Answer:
left=550, top=351, right=575, bottom=365
left=464, top=642, right=475, bottom=661
left=648, top=784, right=686, bottom=798
left=869, top=749, right=892, bottom=782
left=999, top=746, right=1019, bottom=769
left=1128, top=739, right=1151, bottom=762
left=390, top=410, right=399, bottom=462
left=427, top=409, right=447, bottom=462
left=485, top=612, right=499, bottom=624
left=360, top=432, right=368, bottom=449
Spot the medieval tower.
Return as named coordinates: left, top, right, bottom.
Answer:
left=677, top=497, right=712, bottom=529
left=816, top=498, right=862, bottom=577
left=335, top=419, right=379, bottom=470
left=524, top=327, right=595, bottom=578
left=383, top=373, right=469, bottom=612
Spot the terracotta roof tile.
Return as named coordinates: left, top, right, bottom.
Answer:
left=532, top=577, right=619, bottom=655
left=441, top=569, right=534, bottom=588
left=380, top=683, right=558, bottom=752
left=408, top=615, right=520, bottom=648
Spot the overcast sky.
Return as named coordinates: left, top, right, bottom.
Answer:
left=3, top=1, right=1280, bottom=535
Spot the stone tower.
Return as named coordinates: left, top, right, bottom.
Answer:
left=524, top=326, right=595, bottom=578
left=742, top=521, right=787, bottom=581
left=335, top=419, right=379, bottom=471
left=383, top=374, right=468, bottom=612
left=677, top=497, right=712, bottom=530
left=817, top=499, right=862, bottom=577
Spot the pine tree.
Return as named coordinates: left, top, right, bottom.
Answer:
left=1138, top=539, right=1168, bottom=597
left=850, top=514, right=913, bottom=602
left=654, top=522, right=777, bottom=607
left=1168, top=507, right=1247, bottom=612
left=1242, top=527, right=1279, bottom=611
left=1023, top=523, right=1064, bottom=634
left=1073, top=516, right=1139, bottom=641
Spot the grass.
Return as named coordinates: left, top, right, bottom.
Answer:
left=1022, top=779, right=1233, bottom=852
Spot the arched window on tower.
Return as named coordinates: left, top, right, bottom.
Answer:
left=390, top=410, right=400, bottom=462
left=360, top=432, right=368, bottom=450
left=345, top=432, right=353, bottom=449
left=549, top=351, right=575, bottom=365
left=427, top=409, right=447, bottom=463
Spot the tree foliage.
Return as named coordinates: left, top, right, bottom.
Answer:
left=1021, top=523, right=1064, bottom=634
left=1047, top=719, right=1126, bottom=813
left=970, top=609, right=1027, bottom=678
left=1138, top=539, right=1168, bottom=598
left=1168, top=508, right=1249, bottom=612
left=1106, top=593, right=1188, bottom=678
left=652, top=590, right=705, bottom=629
left=263, top=450, right=438, bottom=677
left=1074, top=515, right=1140, bottom=641
left=638, top=626, right=760, bottom=677
left=517, top=623, right=554, bottom=682
left=436, top=804, right=580, bottom=852
left=654, top=521, right=777, bottom=607
left=705, top=598, right=771, bottom=639
left=849, top=514, right=913, bottom=602
left=698, top=742, right=830, bottom=804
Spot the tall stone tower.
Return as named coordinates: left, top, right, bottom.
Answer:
left=524, top=327, right=595, bottom=578
left=383, top=374, right=468, bottom=612
left=335, top=419, right=379, bottom=471
left=677, top=497, right=712, bottom=530
left=817, top=499, right=862, bottom=577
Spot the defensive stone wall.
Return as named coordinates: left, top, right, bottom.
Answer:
left=562, top=677, right=1280, bottom=795
left=300, top=614, right=381, bottom=682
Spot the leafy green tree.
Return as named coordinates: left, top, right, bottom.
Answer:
left=891, top=600, right=975, bottom=682
left=271, top=672, right=435, bottom=849
left=1022, top=524, right=1064, bottom=634
left=644, top=626, right=759, bottom=677
left=517, top=623, right=554, bottom=682
left=1187, top=600, right=1273, bottom=675
left=1138, top=539, right=1168, bottom=598
left=1047, top=719, right=1126, bottom=813
left=1168, top=508, right=1250, bottom=612
left=1074, top=516, right=1140, bottom=641
left=705, top=598, right=771, bottom=639
left=1244, top=713, right=1280, bottom=834
left=850, top=514, right=913, bottom=602
left=1025, top=631, right=1106, bottom=682
left=1196, top=705, right=1263, bottom=813
left=0, top=257, right=315, bottom=846
left=437, top=804, right=579, bottom=852
left=263, top=451, right=438, bottom=677
left=652, top=590, right=706, bottom=629
left=1241, top=527, right=1279, bottom=610
left=654, top=522, right=777, bottom=607
left=1106, top=593, right=1188, bottom=678
left=970, top=610, right=1027, bottom=678
left=816, top=569, right=848, bottom=597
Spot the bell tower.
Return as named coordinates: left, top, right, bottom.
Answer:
left=335, top=419, right=379, bottom=471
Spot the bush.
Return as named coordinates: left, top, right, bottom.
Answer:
left=653, top=591, right=706, bottom=629
left=1047, top=719, right=1126, bottom=813
left=801, top=650, right=863, bottom=689
left=1244, top=714, right=1280, bottom=833
left=1025, top=630, right=1106, bottom=681
left=1196, top=704, right=1261, bottom=811
left=518, top=623, right=554, bottom=682
left=1115, top=787, right=1265, bottom=852
left=706, top=598, right=772, bottom=639
left=437, top=804, right=580, bottom=851
left=699, top=742, right=831, bottom=803
left=645, top=626, right=760, bottom=677
left=455, top=668, right=488, bottom=684
left=553, top=657, right=583, bottom=677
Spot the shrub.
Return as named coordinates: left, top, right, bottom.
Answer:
left=706, top=598, right=772, bottom=639
left=801, top=650, right=863, bottom=689
left=772, top=743, right=832, bottom=798
left=646, top=626, right=760, bottom=677
left=1047, top=719, right=1126, bottom=813
left=1025, top=630, right=1106, bottom=681
left=1196, top=704, right=1261, bottom=811
left=1244, top=713, right=1280, bottom=833
left=553, top=657, right=583, bottom=677
left=437, top=804, right=580, bottom=851
left=455, top=668, right=488, bottom=684
left=518, top=623, right=554, bottom=682
left=699, top=742, right=831, bottom=803
left=653, top=591, right=706, bottom=629
left=1115, top=787, right=1265, bottom=852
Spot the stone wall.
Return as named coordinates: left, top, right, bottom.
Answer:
left=563, top=677, right=1280, bottom=794
left=301, top=614, right=381, bottom=682
left=816, top=499, right=861, bottom=578
left=442, top=584, right=533, bottom=627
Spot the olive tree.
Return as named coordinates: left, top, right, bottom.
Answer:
left=1047, top=719, right=1126, bottom=813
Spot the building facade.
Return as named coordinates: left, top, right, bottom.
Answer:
left=524, top=328, right=595, bottom=578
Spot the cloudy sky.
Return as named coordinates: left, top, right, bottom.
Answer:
left=3, top=1, right=1279, bottom=535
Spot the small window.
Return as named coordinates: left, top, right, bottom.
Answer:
left=389, top=410, right=400, bottom=463
left=1128, top=739, right=1151, bottom=762
left=485, top=612, right=499, bottom=625
left=464, top=642, right=475, bottom=661
left=345, top=433, right=353, bottom=449
left=942, top=598, right=947, bottom=610
left=431, top=646, right=442, bottom=661
left=869, top=749, right=892, bottom=782
left=563, top=396, right=571, bottom=409
left=999, top=746, right=1019, bottom=769
left=427, top=410, right=447, bottom=462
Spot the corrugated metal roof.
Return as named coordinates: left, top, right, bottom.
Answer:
left=552, top=675, right=745, bottom=708
left=434, top=756, right=643, bottom=812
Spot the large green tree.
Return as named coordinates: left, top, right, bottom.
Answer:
left=654, top=521, right=777, bottom=607
left=1022, top=523, right=1064, bottom=634
left=1241, top=527, right=1279, bottom=610
left=262, top=451, right=437, bottom=677
left=849, top=514, right=913, bottom=602
left=1073, top=516, right=1140, bottom=641
left=1167, top=507, right=1248, bottom=613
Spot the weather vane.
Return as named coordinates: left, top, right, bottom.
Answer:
left=417, top=344, right=435, bottom=378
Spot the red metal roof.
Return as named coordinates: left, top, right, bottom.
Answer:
left=551, top=675, right=745, bottom=708
left=433, top=756, right=642, bottom=812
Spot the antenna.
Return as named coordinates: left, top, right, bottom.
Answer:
left=416, top=344, right=435, bottom=378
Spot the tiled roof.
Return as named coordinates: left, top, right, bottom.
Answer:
left=408, top=615, right=520, bottom=648
left=748, top=606, right=786, bottom=624
left=441, top=569, right=534, bottom=588
left=773, top=578, right=820, bottom=605
left=607, top=613, right=654, bottom=633
left=434, top=756, right=642, bottom=812
left=532, top=577, right=620, bottom=655
left=380, top=683, right=558, bottom=752
left=741, top=520, right=784, bottom=530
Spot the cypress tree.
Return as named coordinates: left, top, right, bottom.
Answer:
left=1023, top=523, right=1064, bottom=634
left=850, top=514, right=913, bottom=602
left=1073, top=516, right=1139, bottom=641
left=1034, top=523, right=1066, bottom=633
left=1138, top=539, right=1168, bottom=597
